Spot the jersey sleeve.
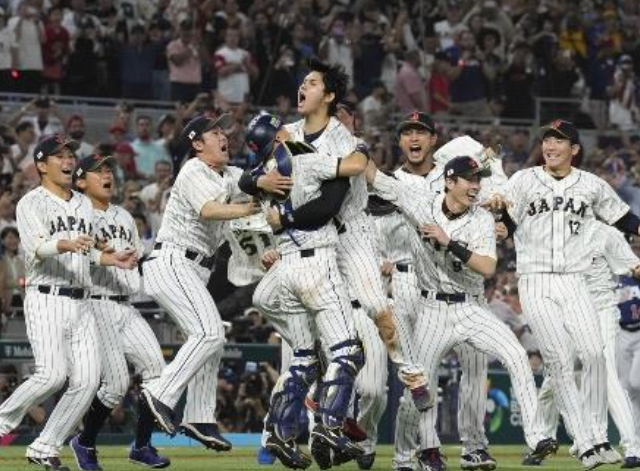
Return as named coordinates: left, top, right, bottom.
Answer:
left=182, top=166, right=227, bottom=214
left=311, top=154, right=340, bottom=180
left=16, top=195, right=50, bottom=262
left=467, top=211, right=497, bottom=260
left=503, top=170, right=527, bottom=225
left=602, top=226, right=640, bottom=275
left=593, top=175, right=630, bottom=224
left=371, top=171, right=434, bottom=227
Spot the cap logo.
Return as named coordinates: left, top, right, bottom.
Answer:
left=188, top=130, right=196, bottom=140
left=76, top=168, right=83, bottom=176
left=446, top=169, right=454, bottom=176
left=36, top=151, right=43, bottom=160
left=411, top=111, right=419, bottom=122
left=550, top=119, right=563, bottom=129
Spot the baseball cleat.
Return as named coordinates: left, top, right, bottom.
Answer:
left=141, top=389, right=176, bottom=436
left=521, top=451, right=544, bottom=466
left=311, top=423, right=365, bottom=459
left=460, top=449, right=497, bottom=470
left=595, top=442, right=622, bottom=464
left=622, top=456, right=640, bottom=468
left=417, top=447, right=448, bottom=471
left=129, top=445, right=171, bottom=468
left=27, top=456, right=71, bottom=471
left=356, top=452, right=376, bottom=470
left=529, top=437, right=559, bottom=461
left=70, top=435, right=102, bottom=471
left=257, top=446, right=276, bottom=465
left=265, top=434, right=311, bottom=469
left=580, top=448, right=605, bottom=470
left=310, top=433, right=333, bottom=470
left=180, top=422, right=232, bottom=451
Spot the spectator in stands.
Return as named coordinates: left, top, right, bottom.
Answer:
left=8, top=121, right=36, bottom=173
left=608, top=54, right=639, bottom=132
left=395, top=49, right=427, bottom=112
left=214, top=26, right=257, bottom=106
left=319, top=16, right=354, bottom=86
left=234, top=364, right=269, bottom=432
left=10, top=96, right=65, bottom=139
left=132, top=212, right=154, bottom=253
left=65, top=114, right=93, bottom=158
left=155, top=113, right=177, bottom=149
left=359, top=80, right=389, bottom=132
left=428, top=51, right=451, bottom=115
left=8, top=0, right=44, bottom=94
left=149, top=20, right=171, bottom=101
left=131, top=115, right=170, bottom=180
left=446, top=30, right=492, bottom=117
left=587, top=42, right=617, bottom=131
left=0, top=191, right=16, bottom=232
left=114, top=141, right=141, bottom=181
left=62, top=17, right=99, bottom=95
left=118, top=24, right=155, bottom=100
left=434, top=0, right=467, bottom=50
left=167, top=20, right=203, bottom=103
left=139, top=160, right=172, bottom=234
left=0, top=8, right=17, bottom=92
left=0, top=226, right=25, bottom=313
left=61, top=0, right=103, bottom=41
left=42, top=6, right=69, bottom=96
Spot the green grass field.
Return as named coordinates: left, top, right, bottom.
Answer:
left=0, top=444, right=614, bottom=470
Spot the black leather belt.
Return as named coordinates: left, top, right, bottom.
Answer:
left=300, top=249, right=315, bottom=258
left=37, top=285, right=85, bottom=299
left=351, top=300, right=362, bottom=309
left=154, top=243, right=215, bottom=269
left=396, top=263, right=411, bottom=272
left=334, top=218, right=347, bottom=235
left=90, top=295, right=130, bottom=303
left=620, top=323, right=640, bottom=333
left=421, top=290, right=469, bottom=304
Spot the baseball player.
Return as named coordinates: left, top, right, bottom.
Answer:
left=239, top=113, right=371, bottom=469
left=0, top=135, right=136, bottom=471
left=367, top=155, right=559, bottom=470
left=141, top=114, right=260, bottom=450
left=526, top=221, right=640, bottom=468
left=617, top=272, right=640, bottom=444
left=285, top=57, right=432, bottom=416
left=69, top=154, right=170, bottom=470
left=377, top=113, right=496, bottom=471
left=485, top=119, right=640, bottom=468
left=226, top=212, right=275, bottom=288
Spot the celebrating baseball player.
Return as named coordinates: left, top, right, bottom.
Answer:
left=0, top=135, right=137, bottom=471
left=367, top=154, right=560, bottom=469
left=284, top=57, right=432, bottom=420
left=239, top=112, right=372, bottom=469
left=69, top=154, right=170, bottom=470
left=525, top=221, right=640, bottom=468
left=141, top=114, right=259, bottom=450
left=485, top=119, right=640, bottom=468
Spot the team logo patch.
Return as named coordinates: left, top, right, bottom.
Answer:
left=188, top=130, right=196, bottom=140
left=446, top=169, right=454, bottom=176
left=270, top=116, right=282, bottom=128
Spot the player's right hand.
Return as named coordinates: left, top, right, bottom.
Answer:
left=495, top=222, right=508, bottom=241
left=381, top=260, right=394, bottom=277
left=243, top=201, right=261, bottom=216
left=481, top=194, right=512, bottom=212
left=257, top=170, right=293, bottom=196
left=62, top=234, right=95, bottom=254
left=261, top=249, right=280, bottom=270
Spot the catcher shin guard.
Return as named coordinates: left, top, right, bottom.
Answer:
left=270, top=349, right=319, bottom=441
left=318, top=339, right=365, bottom=429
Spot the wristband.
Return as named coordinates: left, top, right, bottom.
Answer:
left=355, top=142, right=371, bottom=162
left=447, top=240, right=472, bottom=263
left=35, top=240, right=60, bottom=258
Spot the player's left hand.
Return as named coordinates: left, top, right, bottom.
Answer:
left=420, top=224, right=450, bottom=246
left=495, top=222, right=508, bottom=241
left=381, top=260, right=394, bottom=277
left=265, top=207, right=282, bottom=231
left=261, top=249, right=280, bottom=269
left=631, top=265, right=640, bottom=280
left=112, top=248, right=138, bottom=270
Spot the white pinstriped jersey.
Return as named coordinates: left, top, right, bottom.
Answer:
left=372, top=172, right=496, bottom=295
left=226, top=213, right=275, bottom=286
left=275, top=152, right=342, bottom=255
left=17, top=187, right=95, bottom=287
left=156, top=159, right=244, bottom=257
left=584, top=221, right=640, bottom=310
left=285, top=117, right=363, bottom=221
left=91, top=205, right=144, bottom=296
left=505, top=167, right=629, bottom=274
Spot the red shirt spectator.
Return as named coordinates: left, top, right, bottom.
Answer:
left=42, top=7, right=69, bottom=86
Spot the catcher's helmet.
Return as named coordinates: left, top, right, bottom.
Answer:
left=246, top=113, right=284, bottom=163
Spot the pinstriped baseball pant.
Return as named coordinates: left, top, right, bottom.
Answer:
left=519, top=273, right=607, bottom=455
left=143, top=251, right=226, bottom=423
left=90, top=300, right=165, bottom=409
left=0, top=292, right=101, bottom=458
left=414, top=296, right=544, bottom=451
left=617, top=329, right=640, bottom=440
left=392, top=269, right=489, bottom=468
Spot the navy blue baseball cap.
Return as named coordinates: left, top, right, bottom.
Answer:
left=396, top=111, right=436, bottom=135
left=540, top=119, right=580, bottom=144
left=180, top=113, right=234, bottom=144
left=34, top=134, right=80, bottom=162
left=73, top=154, right=117, bottom=183
left=444, top=156, right=491, bottom=179
left=246, top=113, right=284, bottom=162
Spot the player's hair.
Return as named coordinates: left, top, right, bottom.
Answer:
left=136, top=115, right=152, bottom=124
left=0, top=226, right=19, bottom=241
left=306, top=56, right=348, bottom=116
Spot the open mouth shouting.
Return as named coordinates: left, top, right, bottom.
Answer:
left=409, top=144, right=423, bottom=159
left=467, top=188, right=479, bottom=203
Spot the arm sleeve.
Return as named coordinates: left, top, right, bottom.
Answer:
left=238, top=165, right=266, bottom=196
left=594, top=176, right=630, bottom=224
left=603, top=226, right=640, bottom=275
left=280, top=178, right=350, bottom=230
left=183, top=168, right=227, bottom=214
left=500, top=207, right=517, bottom=238
left=371, top=171, right=433, bottom=226
left=613, top=211, right=640, bottom=235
